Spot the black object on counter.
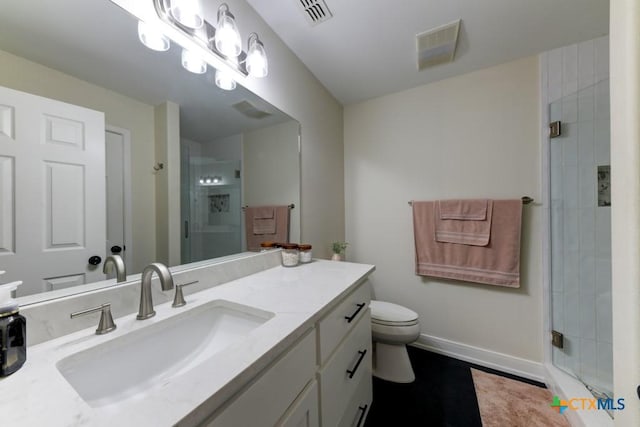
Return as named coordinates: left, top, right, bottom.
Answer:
left=0, top=310, right=26, bottom=376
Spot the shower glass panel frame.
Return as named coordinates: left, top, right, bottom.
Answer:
left=549, top=78, right=612, bottom=399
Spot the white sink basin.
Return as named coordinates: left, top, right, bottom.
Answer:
left=56, top=300, right=274, bottom=408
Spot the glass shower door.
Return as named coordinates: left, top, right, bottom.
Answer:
left=549, top=78, right=612, bottom=399
left=181, top=152, right=242, bottom=264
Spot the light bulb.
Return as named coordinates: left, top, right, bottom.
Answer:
left=246, top=34, right=268, bottom=78
left=215, top=5, right=241, bottom=57
left=169, top=0, right=203, bottom=29
left=213, top=177, right=220, bottom=184
left=215, top=69, right=236, bottom=90
left=205, top=177, right=212, bottom=184
left=181, top=49, right=207, bottom=74
left=199, top=178, right=205, bottom=184
left=137, top=21, right=170, bottom=52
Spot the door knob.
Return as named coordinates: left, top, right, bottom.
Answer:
left=110, top=245, right=122, bottom=254
left=88, top=255, right=102, bottom=266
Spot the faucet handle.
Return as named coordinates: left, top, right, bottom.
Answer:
left=71, top=303, right=117, bottom=335
left=172, top=281, right=199, bottom=308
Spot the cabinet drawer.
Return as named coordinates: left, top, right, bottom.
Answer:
left=318, top=311, right=371, bottom=427
left=337, top=373, right=372, bottom=427
left=206, top=329, right=316, bottom=427
left=317, top=280, right=371, bottom=365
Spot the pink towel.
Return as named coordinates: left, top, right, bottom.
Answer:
left=412, top=200, right=522, bottom=288
left=435, top=200, right=493, bottom=246
left=245, top=205, right=290, bottom=251
left=252, top=207, right=276, bottom=235
left=438, top=199, right=489, bottom=220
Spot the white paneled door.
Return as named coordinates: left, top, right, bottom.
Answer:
left=0, top=86, right=106, bottom=296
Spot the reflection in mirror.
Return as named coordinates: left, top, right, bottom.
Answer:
left=0, top=0, right=300, bottom=299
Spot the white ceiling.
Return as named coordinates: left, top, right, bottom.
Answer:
left=0, top=0, right=610, bottom=121
left=246, top=0, right=609, bottom=104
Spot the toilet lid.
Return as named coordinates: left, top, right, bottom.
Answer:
left=369, top=300, right=418, bottom=323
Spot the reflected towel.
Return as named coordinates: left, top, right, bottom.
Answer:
left=413, top=200, right=522, bottom=288
left=252, top=207, right=276, bottom=235
left=435, top=199, right=493, bottom=246
left=245, top=205, right=290, bottom=251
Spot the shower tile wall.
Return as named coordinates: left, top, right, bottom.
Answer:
left=543, top=36, right=612, bottom=394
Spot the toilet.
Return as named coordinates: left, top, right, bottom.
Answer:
left=369, top=300, right=420, bottom=383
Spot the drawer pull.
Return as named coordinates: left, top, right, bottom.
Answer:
left=356, top=404, right=369, bottom=427
left=347, top=349, right=367, bottom=379
left=344, top=303, right=366, bottom=323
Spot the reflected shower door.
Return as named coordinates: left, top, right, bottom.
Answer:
left=181, top=152, right=242, bottom=264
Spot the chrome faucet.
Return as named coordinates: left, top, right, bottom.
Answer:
left=137, top=263, right=174, bottom=320
left=103, top=255, right=127, bottom=283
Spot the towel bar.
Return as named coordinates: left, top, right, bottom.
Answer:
left=242, top=204, right=295, bottom=211
left=408, top=197, right=534, bottom=206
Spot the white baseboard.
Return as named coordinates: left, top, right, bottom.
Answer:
left=412, top=334, right=546, bottom=383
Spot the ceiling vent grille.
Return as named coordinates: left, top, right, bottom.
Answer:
left=297, top=0, right=333, bottom=25
left=416, top=19, right=461, bottom=70
left=232, top=100, right=272, bottom=119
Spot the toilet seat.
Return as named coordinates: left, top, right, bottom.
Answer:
left=370, top=300, right=418, bottom=324
left=371, top=318, right=419, bottom=327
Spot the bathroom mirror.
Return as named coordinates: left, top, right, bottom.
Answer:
left=0, top=0, right=300, bottom=299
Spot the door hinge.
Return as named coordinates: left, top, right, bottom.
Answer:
left=549, top=121, right=562, bottom=138
left=552, top=330, right=564, bottom=349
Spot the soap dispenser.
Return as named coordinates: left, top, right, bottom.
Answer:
left=0, top=280, right=26, bottom=376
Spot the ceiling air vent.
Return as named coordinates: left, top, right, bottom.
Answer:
left=416, top=19, right=461, bottom=70
left=232, top=100, right=272, bottom=119
left=297, top=0, right=333, bottom=26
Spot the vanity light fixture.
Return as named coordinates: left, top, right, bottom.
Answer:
left=167, top=0, right=203, bottom=29
left=144, top=0, right=269, bottom=89
left=214, top=4, right=242, bottom=58
left=212, top=55, right=238, bottom=90
left=215, top=68, right=236, bottom=90
left=246, top=33, right=268, bottom=78
left=137, top=20, right=170, bottom=52
left=181, top=48, right=207, bottom=74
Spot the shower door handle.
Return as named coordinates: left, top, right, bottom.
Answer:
left=184, top=220, right=189, bottom=239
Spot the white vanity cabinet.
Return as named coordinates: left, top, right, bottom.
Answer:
left=277, top=380, right=320, bottom=427
left=203, top=279, right=372, bottom=427
left=204, top=330, right=318, bottom=427
left=317, top=281, right=372, bottom=427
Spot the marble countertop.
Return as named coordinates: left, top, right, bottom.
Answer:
left=0, top=259, right=374, bottom=427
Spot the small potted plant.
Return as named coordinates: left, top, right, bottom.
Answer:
left=331, top=241, right=348, bottom=261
